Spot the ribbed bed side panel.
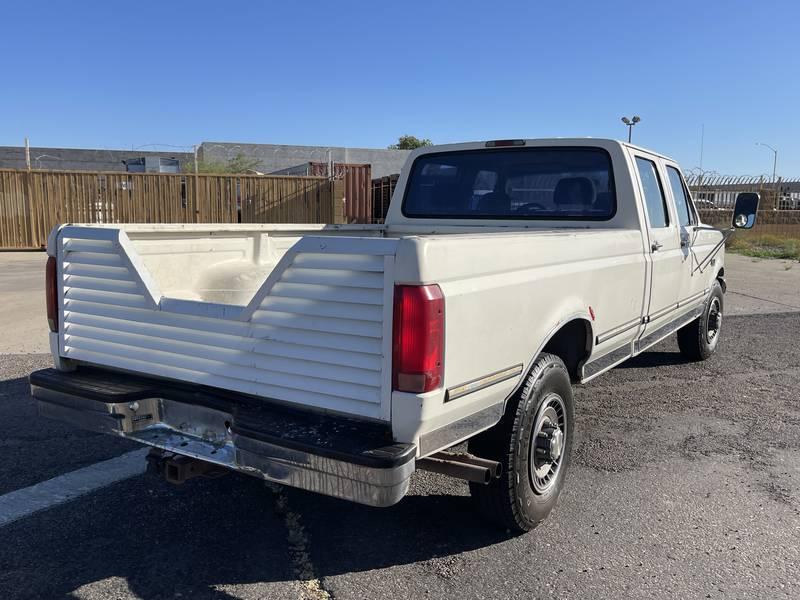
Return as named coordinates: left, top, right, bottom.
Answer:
left=59, top=228, right=395, bottom=421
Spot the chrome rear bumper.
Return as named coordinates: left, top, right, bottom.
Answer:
left=30, top=368, right=415, bottom=507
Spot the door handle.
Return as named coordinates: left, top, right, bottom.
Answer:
left=680, top=237, right=689, bottom=248
left=651, top=240, right=663, bottom=252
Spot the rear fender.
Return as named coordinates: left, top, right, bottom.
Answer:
left=503, top=312, right=593, bottom=413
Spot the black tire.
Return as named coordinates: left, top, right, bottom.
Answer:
left=677, top=281, right=723, bottom=361
left=467, top=353, right=574, bottom=533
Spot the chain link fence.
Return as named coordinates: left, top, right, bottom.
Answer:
left=686, top=175, right=800, bottom=238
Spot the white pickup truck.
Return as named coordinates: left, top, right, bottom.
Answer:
left=30, top=139, right=759, bottom=532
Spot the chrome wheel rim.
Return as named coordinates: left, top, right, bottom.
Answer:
left=706, top=297, right=722, bottom=343
left=529, top=393, right=567, bottom=494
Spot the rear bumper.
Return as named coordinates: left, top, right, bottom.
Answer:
left=30, top=368, right=415, bottom=507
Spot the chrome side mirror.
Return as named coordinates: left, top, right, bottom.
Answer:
left=732, top=192, right=759, bottom=229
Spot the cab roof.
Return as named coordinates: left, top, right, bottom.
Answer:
left=410, top=138, right=677, bottom=164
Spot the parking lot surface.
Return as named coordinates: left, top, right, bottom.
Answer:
left=0, top=252, right=798, bottom=599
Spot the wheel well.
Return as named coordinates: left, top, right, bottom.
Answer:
left=541, top=319, right=592, bottom=382
left=716, top=266, right=726, bottom=292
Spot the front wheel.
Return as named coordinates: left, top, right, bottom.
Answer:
left=677, top=281, right=723, bottom=361
left=468, top=353, right=574, bottom=533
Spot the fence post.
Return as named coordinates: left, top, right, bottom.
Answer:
left=332, top=179, right=346, bottom=224
left=193, top=173, right=201, bottom=223
left=23, top=141, right=32, bottom=246
left=23, top=169, right=37, bottom=247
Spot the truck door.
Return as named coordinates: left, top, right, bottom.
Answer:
left=633, top=154, right=683, bottom=336
left=663, top=163, right=708, bottom=307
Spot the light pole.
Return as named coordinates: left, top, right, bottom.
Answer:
left=621, top=116, right=641, bottom=143
left=755, top=142, right=778, bottom=185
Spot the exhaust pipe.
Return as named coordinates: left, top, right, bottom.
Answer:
left=446, top=453, right=503, bottom=477
left=416, top=452, right=502, bottom=485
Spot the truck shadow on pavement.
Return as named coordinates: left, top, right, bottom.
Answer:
left=0, top=467, right=510, bottom=599
left=0, top=361, right=511, bottom=600
left=286, top=475, right=513, bottom=576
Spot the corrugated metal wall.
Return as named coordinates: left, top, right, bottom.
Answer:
left=371, top=174, right=400, bottom=223
left=307, top=162, right=372, bottom=224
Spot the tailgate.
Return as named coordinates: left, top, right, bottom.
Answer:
left=55, top=225, right=398, bottom=421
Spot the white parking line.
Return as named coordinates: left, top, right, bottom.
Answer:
left=0, top=448, right=149, bottom=528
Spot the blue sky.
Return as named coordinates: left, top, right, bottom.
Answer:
left=2, top=0, right=797, bottom=176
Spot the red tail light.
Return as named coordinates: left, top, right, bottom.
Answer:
left=392, top=284, right=444, bottom=393
left=46, top=256, right=58, bottom=332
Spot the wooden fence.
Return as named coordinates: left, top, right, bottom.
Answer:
left=0, top=169, right=345, bottom=249
left=6, top=168, right=796, bottom=248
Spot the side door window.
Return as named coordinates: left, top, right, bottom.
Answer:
left=635, top=157, right=670, bottom=228
left=666, top=166, right=694, bottom=227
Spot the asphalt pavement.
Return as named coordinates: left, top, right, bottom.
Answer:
left=0, top=251, right=798, bottom=599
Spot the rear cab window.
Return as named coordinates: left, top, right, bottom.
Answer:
left=635, top=157, right=670, bottom=229
left=402, top=147, right=616, bottom=220
left=665, top=166, right=696, bottom=226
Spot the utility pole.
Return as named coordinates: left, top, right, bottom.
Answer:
left=193, top=144, right=200, bottom=223
left=756, top=142, right=778, bottom=184
left=699, top=124, right=704, bottom=171
left=771, top=150, right=777, bottom=184
left=22, top=137, right=34, bottom=246
left=756, top=142, right=779, bottom=209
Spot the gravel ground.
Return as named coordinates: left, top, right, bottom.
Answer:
left=0, top=251, right=798, bottom=599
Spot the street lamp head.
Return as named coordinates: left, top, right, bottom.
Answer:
left=632, top=116, right=641, bottom=123
left=756, top=142, right=777, bottom=153
left=621, top=117, right=631, bottom=125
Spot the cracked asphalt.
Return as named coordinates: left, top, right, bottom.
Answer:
left=0, top=253, right=798, bottom=599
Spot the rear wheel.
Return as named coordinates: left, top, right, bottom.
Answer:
left=468, top=353, right=574, bottom=533
left=677, top=281, right=723, bottom=361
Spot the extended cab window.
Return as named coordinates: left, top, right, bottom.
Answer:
left=402, top=147, right=616, bottom=220
left=635, top=157, right=669, bottom=228
left=666, top=166, right=694, bottom=226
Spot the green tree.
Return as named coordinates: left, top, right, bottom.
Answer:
left=388, top=135, right=433, bottom=150
left=225, top=153, right=262, bottom=173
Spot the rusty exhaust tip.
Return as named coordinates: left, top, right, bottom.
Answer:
left=416, top=452, right=502, bottom=485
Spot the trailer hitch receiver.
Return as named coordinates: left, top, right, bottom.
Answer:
left=146, top=448, right=228, bottom=485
